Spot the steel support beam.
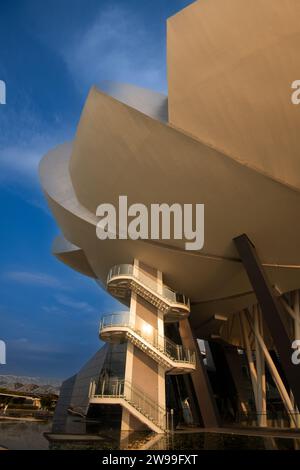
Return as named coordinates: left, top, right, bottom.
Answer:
left=245, top=309, right=297, bottom=427
left=209, top=341, right=249, bottom=421
left=234, top=233, right=300, bottom=410
left=254, top=305, right=267, bottom=427
left=179, top=319, right=220, bottom=427
left=222, top=345, right=250, bottom=415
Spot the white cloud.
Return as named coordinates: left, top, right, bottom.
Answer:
left=9, top=338, right=64, bottom=354
left=0, top=145, right=42, bottom=182
left=13, top=337, right=29, bottom=344
left=42, top=305, right=61, bottom=314
left=4, top=271, right=63, bottom=289
left=63, top=5, right=166, bottom=93
left=0, top=98, right=71, bottom=187
left=55, top=294, right=96, bottom=313
left=0, top=6, right=166, bottom=193
left=0, top=133, right=60, bottom=187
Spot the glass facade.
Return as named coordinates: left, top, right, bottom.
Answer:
left=96, top=343, right=127, bottom=395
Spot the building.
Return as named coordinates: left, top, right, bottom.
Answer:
left=40, top=0, right=300, bottom=433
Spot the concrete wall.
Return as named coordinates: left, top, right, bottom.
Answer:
left=135, top=296, right=158, bottom=329
left=132, top=347, right=158, bottom=402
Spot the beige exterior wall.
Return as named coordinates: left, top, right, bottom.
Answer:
left=135, top=296, right=158, bottom=329
left=132, top=347, right=158, bottom=402
left=139, top=261, right=158, bottom=287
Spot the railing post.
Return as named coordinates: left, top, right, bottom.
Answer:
left=90, top=380, right=96, bottom=397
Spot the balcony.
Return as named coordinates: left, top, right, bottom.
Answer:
left=106, top=264, right=190, bottom=322
left=99, top=312, right=196, bottom=374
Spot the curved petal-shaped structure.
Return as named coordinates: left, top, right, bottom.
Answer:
left=41, top=0, right=300, bottom=431
left=168, top=0, right=300, bottom=190
left=40, top=86, right=300, bottom=332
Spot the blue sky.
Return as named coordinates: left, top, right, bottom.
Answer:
left=0, top=0, right=194, bottom=379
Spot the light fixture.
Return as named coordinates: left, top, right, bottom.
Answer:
left=141, top=323, right=153, bottom=336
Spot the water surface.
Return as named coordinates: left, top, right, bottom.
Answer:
left=0, top=419, right=300, bottom=450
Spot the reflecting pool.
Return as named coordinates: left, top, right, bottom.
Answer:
left=0, top=418, right=300, bottom=450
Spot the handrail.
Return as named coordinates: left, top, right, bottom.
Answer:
left=92, top=377, right=166, bottom=429
left=100, top=312, right=196, bottom=365
left=107, top=264, right=190, bottom=309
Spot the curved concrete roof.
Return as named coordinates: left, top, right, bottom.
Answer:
left=39, top=1, right=300, bottom=342
left=53, top=235, right=96, bottom=279
left=39, top=89, right=300, bottom=325
left=70, top=87, right=300, bottom=267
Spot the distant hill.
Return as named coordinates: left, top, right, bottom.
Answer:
left=0, top=375, right=61, bottom=395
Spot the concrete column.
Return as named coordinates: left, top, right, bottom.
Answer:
left=157, top=309, right=166, bottom=413
left=122, top=260, right=166, bottom=431
left=121, top=276, right=137, bottom=431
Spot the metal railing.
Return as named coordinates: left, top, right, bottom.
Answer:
left=107, top=263, right=134, bottom=281
left=91, top=377, right=166, bottom=429
left=107, top=264, right=190, bottom=309
left=235, top=409, right=300, bottom=428
left=99, top=312, right=196, bottom=365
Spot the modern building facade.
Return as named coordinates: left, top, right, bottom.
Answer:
left=40, top=0, right=300, bottom=433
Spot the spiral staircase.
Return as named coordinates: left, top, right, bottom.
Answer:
left=89, top=263, right=195, bottom=433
